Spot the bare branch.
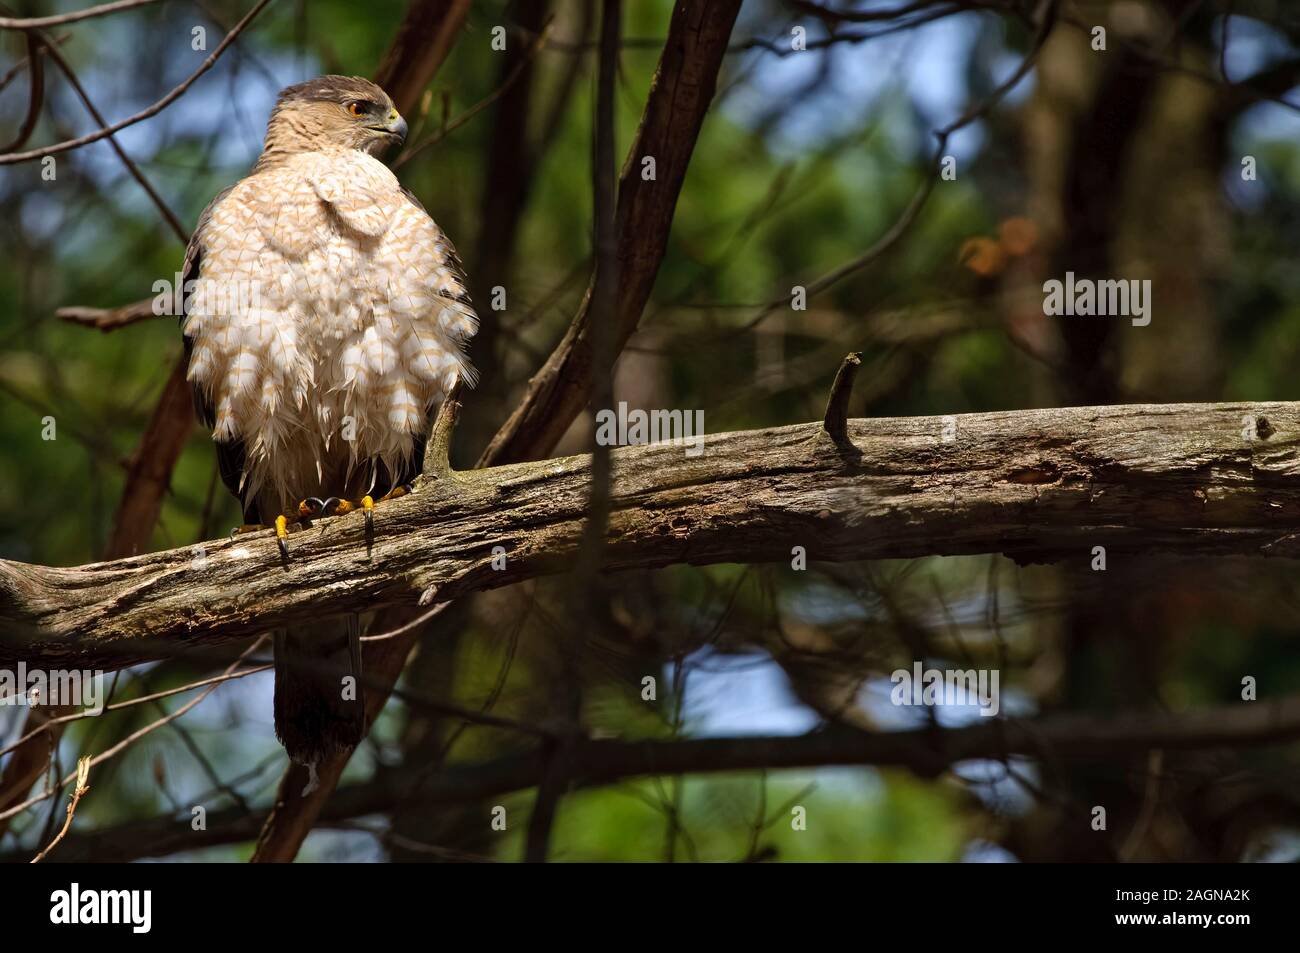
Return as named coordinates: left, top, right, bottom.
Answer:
left=0, top=663, right=271, bottom=761
left=57, top=297, right=159, bottom=331
left=16, top=694, right=1300, bottom=862
left=479, top=0, right=745, bottom=465
left=0, top=0, right=161, bottom=30
left=7, top=400, right=1300, bottom=670
left=103, top=356, right=195, bottom=560
left=373, top=0, right=472, bottom=116
left=0, top=34, right=43, bottom=152
left=789, top=0, right=967, bottom=22
left=394, top=18, right=554, bottom=169
left=0, top=0, right=272, bottom=165
left=28, top=757, right=89, bottom=863
left=39, top=34, right=189, bottom=243
left=0, top=638, right=267, bottom=826
left=735, top=0, right=1060, bottom=337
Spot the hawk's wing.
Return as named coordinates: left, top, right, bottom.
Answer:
left=180, top=185, right=253, bottom=520
left=385, top=186, right=477, bottom=487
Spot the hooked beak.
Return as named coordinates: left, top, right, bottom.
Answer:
left=383, top=109, right=408, bottom=145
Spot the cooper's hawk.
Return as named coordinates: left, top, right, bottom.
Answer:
left=180, top=76, right=476, bottom=773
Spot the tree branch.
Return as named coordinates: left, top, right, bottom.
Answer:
left=0, top=0, right=272, bottom=165
left=6, top=400, right=1300, bottom=670
left=478, top=0, right=744, bottom=465
left=13, top=693, right=1300, bottom=862
left=373, top=0, right=473, bottom=116
left=0, top=0, right=161, bottom=30
left=822, top=351, right=862, bottom=446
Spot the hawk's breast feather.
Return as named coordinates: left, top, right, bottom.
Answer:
left=182, top=148, right=476, bottom=515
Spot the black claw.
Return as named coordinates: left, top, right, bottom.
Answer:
left=278, top=536, right=289, bottom=559
left=365, top=509, right=374, bottom=533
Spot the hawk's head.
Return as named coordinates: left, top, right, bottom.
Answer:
left=262, top=75, right=407, bottom=160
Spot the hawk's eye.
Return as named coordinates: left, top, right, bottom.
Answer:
left=347, top=101, right=368, bottom=119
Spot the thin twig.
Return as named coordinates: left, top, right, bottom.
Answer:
left=0, top=638, right=267, bottom=824
left=731, top=0, right=1060, bottom=337
left=39, top=33, right=190, bottom=242
left=395, top=19, right=555, bottom=169
left=0, top=0, right=161, bottom=30
left=28, top=756, right=89, bottom=863
left=0, top=663, right=271, bottom=760
left=56, top=297, right=158, bottom=332
left=0, top=33, right=44, bottom=152
left=0, top=0, right=273, bottom=165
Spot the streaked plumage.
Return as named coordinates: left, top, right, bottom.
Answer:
left=184, top=92, right=475, bottom=518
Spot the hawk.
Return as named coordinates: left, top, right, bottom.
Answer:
left=180, top=76, right=477, bottom=772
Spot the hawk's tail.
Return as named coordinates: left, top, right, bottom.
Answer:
left=272, top=615, right=366, bottom=766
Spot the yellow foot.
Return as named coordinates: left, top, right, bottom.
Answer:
left=228, top=517, right=293, bottom=557
left=275, top=499, right=336, bottom=558
left=297, top=497, right=326, bottom=519
left=328, top=485, right=412, bottom=532
left=367, top=484, right=411, bottom=530
left=275, top=513, right=289, bottom=558
left=254, top=487, right=413, bottom=548
left=230, top=499, right=337, bottom=559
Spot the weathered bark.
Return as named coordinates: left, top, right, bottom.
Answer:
left=5, top=401, right=1300, bottom=670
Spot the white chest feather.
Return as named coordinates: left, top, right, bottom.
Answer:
left=183, top=149, right=476, bottom=511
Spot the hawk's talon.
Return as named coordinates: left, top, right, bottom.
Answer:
left=380, top=483, right=413, bottom=502
left=275, top=514, right=290, bottom=558
left=362, top=485, right=412, bottom=531
left=297, top=497, right=328, bottom=519
left=262, top=487, right=409, bottom=542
